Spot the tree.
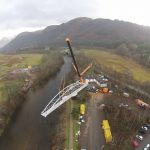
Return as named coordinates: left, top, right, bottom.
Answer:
left=117, top=43, right=129, bottom=55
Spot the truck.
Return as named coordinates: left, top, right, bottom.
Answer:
left=100, top=83, right=108, bottom=88
left=80, top=104, right=85, bottom=115
left=102, top=120, right=112, bottom=143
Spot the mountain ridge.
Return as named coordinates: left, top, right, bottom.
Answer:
left=2, top=17, right=150, bottom=51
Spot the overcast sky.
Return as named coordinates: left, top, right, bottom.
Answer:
left=0, top=0, right=150, bottom=39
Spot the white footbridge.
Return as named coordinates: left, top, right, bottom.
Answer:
left=41, top=79, right=100, bottom=117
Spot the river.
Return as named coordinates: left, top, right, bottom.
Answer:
left=0, top=56, right=72, bottom=150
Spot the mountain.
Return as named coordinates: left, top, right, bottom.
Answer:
left=2, top=17, right=150, bottom=51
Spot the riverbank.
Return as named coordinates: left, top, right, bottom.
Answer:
left=0, top=55, right=72, bottom=150
left=0, top=52, right=64, bottom=136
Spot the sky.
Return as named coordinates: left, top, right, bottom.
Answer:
left=0, top=0, right=150, bottom=39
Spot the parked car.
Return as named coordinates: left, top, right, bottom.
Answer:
left=123, top=92, right=130, bottom=97
left=114, top=84, right=118, bottom=88
left=144, top=144, right=150, bottom=150
left=145, top=124, right=150, bottom=129
left=136, top=135, right=143, bottom=141
left=119, top=103, right=129, bottom=108
left=132, top=140, right=139, bottom=148
left=80, top=118, right=85, bottom=123
left=109, top=90, right=113, bottom=94
left=98, top=74, right=104, bottom=78
left=139, top=128, right=146, bottom=134
left=141, top=126, right=148, bottom=131
left=102, top=78, right=108, bottom=82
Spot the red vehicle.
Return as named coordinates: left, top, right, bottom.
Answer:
left=132, top=139, right=139, bottom=148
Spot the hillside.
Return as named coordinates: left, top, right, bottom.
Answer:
left=2, top=17, right=150, bottom=52
left=84, top=50, right=150, bottom=83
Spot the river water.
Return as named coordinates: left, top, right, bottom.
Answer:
left=0, top=56, right=72, bottom=150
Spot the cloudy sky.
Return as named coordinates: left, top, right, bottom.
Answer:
left=0, top=0, right=150, bottom=39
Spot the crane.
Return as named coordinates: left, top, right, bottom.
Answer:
left=41, top=38, right=108, bottom=117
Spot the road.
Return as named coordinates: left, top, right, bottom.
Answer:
left=136, top=133, right=150, bottom=150
left=80, top=93, right=105, bottom=150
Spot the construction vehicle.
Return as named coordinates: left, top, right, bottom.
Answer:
left=99, top=87, right=109, bottom=94
left=102, top=120, right=112, bottom=143
left=28, top=65, right=32, bottom=69
left=80, top=104, right=85, bottom=115
left=135, top=99, right=150, bottom=109
left=41, top=38, right=109, bottom=117
left=100, top=83, right=108, bottom=88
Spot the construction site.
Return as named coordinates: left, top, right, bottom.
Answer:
left=40, top=38, right=150, bottom=150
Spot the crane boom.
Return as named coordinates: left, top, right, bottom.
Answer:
left=41, top=38, right=97, bottom=117
left=66, top=38, right=81, bottom=78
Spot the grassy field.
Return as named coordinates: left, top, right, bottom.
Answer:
left=0, top=52, right=64, bottom=136
left=84, top=50, right=150, bottom=83
left=73, top=119, right=80, bottom=150
left=0, top=53, right=43, bottom=78
left=0, top=53, right=43, bottom=102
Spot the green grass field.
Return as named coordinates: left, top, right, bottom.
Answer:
left=0, top=53, right=43, bottom=102
left=0, top=53, right=43, bottom=78
left=73, top=119, right=80, bottom=150
left=84, top=50, right=150, bottom=83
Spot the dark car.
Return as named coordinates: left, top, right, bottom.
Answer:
left=145, top=124, right=150, bottom=129
left=141, top=126, right=148, bottom=131
left=139, top=129, right=146, bottom=134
